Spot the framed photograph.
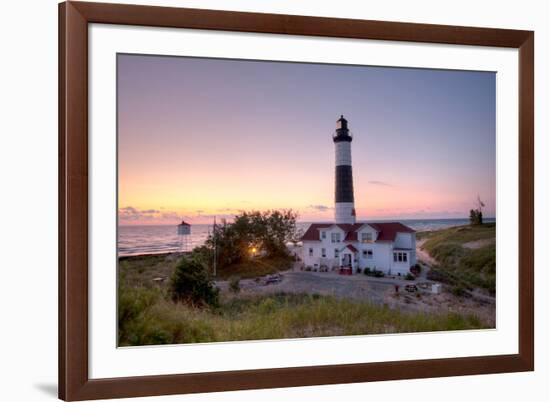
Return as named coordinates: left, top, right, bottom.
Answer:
left=59, top=1, right=534, bottom=400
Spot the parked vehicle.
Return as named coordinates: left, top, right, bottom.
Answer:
left=264, top=274, right=283, bottom=285
left=405, top=284, right=418, bottom=293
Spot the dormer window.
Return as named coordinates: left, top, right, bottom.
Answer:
left=321, top=231, right=326, bottom=240
left=361, top=232, right=373, bottom=243
left=331, top=233, right=341, bottom=243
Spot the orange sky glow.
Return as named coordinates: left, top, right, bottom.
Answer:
left=118, top=55, right=496, bottom=225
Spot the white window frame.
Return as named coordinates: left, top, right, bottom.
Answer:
left=393, top=251, right=408, bottom=263
left=309, top=248, right=314, bottom=257
left=331, top=232, right=341, bottom=243
left=361, top=232, right=373, bottom=243
left=321, top=248, right=326, bottom=258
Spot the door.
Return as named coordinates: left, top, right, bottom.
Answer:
left=343, top=254, right=352, bottom=267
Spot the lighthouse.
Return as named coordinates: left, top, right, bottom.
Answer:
left=301, top=116, right=417, bottom=275
left=333, top=115, right=356, bottom=224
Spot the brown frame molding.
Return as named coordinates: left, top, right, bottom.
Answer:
left=59, top=1, right=534, bottom=400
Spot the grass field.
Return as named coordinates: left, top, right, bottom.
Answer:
left=118, top=287, right=487, bottom=346
left=119, top=253, right=294, bottom=286
left=213, top=255, right=294, bottom=279
left=117, top=225, right=494, bottom=346
left=419, top=223, right=496, bottom=295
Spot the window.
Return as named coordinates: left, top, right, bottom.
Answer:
left=309, top=248, right=313, bottom=257
left=321, top=231, right=326, bottom=240
left=393, top=252, right=408, bottom=262
left=321, top=248, right=326, bottom=258
left=334, top=248, right=339, bottom=258
left=361, top=232, right=373, bottom=243
left=362, top=249, right=373, bottom=259
left=331, top=232, right=341, bottom=243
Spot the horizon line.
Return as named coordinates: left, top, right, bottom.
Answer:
left=119, top=217, right=497, bottom=227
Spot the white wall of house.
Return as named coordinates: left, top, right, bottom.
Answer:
left=357, top=241, right=393, bottom=272
left=392, top=232, right=417, bottom=273
left=303, top=235, right=344, bottom=269
left=394, top=232, right=414, bottom=249
left=302, top=229, right=416, bottom=275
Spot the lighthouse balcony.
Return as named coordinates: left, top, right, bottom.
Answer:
left=333, top=132, right=353, bottom=142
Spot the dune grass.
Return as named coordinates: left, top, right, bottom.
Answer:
left=118, top=288, right=487, bottom=346
left=215, top=255, right=294, bottom=280
left=119, top=253, right=293, bottom=289
left=421, top=223, right=496, bottom=294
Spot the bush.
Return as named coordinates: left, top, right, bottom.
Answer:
left=205, top=210, right=299, bottom=270
left=410, top=263, right=421, bottom=276
left=373, top=269, right=385, bottom=278
left=451, top=285, right=470, bottom=298
left=229, top=276, right=241, bottom=294
left=363, top=267, right=384, bottom=277
left=404, top=273, right=415, bottom=281
left=427, top=267, right=455, bottom=284
left=469, top=208, right=483, bottom=225
left=170, top=257, right=219, bottom=307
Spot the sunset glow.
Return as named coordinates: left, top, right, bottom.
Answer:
left=118, top=54, right=496, bottom=225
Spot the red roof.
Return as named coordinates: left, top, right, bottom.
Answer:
left=345, top=244, right=358, bottom=253
left=369, top=222, right=415, bottom=241
left=301, top=222, right=414, bottom=242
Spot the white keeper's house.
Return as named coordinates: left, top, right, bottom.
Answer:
left=301, top=116, right=416, bottom=276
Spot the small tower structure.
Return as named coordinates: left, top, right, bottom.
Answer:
left=177, top=220, right=191, bottom=251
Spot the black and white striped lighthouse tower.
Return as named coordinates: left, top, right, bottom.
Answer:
left=333, top=115, right=356, bottom=224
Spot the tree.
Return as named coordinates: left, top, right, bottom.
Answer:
left=169, top=256, right=219, bottom=307
left=469, top=196, right=485, bottom=225
left=202, top=209, right=298, bottom=271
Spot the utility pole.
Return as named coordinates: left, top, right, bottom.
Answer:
left=213, top=216, right=217, bottom=278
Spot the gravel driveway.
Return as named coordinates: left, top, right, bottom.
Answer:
left=216, top=268, right=495, bottom=325
left=218, top=270, right=407, bottom=306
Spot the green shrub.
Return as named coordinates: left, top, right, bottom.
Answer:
left=451, top=285, right=469, bottom=298
left=373, top=269, right=385, bottom=278
left=410, top=263, right=421, bottom=276
left=363, top=267, right=371, bottom=275
left=170, top=257, right=219, bottom=307
left=404, top=273, right=415, bottom=281
left=229, top=276, right=241, bottom=294
left=427, top=267, right=455, bottom=285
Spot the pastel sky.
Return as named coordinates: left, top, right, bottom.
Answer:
left=118, top=54, right=496, bottom=225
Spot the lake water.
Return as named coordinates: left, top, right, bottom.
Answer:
left=118, top=218, right=495, bottom=257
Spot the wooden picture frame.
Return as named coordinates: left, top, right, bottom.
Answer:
left=59, top=1, right=534, bottom=400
